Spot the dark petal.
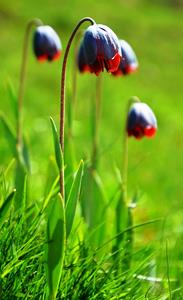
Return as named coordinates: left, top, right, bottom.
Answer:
left=89, top=57, right=104, bottom=75
left=83, top=25, right=98, bottom=64
left=77, top=43, right=90, bottom=72
left=97, top=24, right=121, bottom=59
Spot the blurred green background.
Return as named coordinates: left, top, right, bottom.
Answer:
left=0, top=0, right=183, bottom=236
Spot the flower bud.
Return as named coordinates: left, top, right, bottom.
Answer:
left=112, top=40, right=138, bottom=76
left=77, top=24, right=121, bottom=76
left=33, top=25, right=62, bottom=62
left=127, top=102, right=157, bottom=139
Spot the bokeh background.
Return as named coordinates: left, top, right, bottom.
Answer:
left=0, top=0, right=183, bottom=243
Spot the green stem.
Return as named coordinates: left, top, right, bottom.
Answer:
left=91, top=75, right=102, bottom=170
left=17, top=18, right=43, bottom=150
left=114, top=96, right=140, bottom=261
left=59, top=17, right=96, bottom=199
left=121, top=96, right=140, bottom=204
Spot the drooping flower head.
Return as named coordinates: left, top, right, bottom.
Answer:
left=77, top=24, right=121, bottom=76
left=127, top=102, right=157, bottom=139
left=112, top=40, right=138, bottom=76
left=33, top=25, right=62, bottom=62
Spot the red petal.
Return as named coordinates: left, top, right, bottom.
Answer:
left=37, top=54, right=48, bottom=62
left=52, top=51, right=61, bottom=61
left=107, top=52, right=121, bottom=73
left=144, top=126, right=156, bottom=137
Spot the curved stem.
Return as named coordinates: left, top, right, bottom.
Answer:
left=91, top=75, right=102, bottom=170
left=60, top=17, right=96, bottom=198
left=17, top=18, right=43, bottom=149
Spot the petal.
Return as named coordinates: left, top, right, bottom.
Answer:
left=83, top=25, right=98, bottom=64
left=98, top=24, right=121, bottom=59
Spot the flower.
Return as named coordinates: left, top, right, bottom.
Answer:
left=112, top=40, right=138, bottom=76
left=127, top=102, right=157, bottom=139
left=77, top=24, right=121, bottom=76
left=33, top=25, right=62, bottom=62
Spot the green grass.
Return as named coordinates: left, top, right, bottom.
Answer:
left=0, top=0, right=183, bottom=298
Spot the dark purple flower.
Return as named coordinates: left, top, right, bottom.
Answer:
left=77, top=24, right=121, bottom=76
left=127, top=102, right=157, bottom=139
left=33, top=25, right=62, bottom=62
left=112, top=40, right=138, bottom=76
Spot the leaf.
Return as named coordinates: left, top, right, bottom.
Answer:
left=45, top=193, right=65, bottom=300
left=50, top=117, right=63, bottom=172
left=0, top=189, right=16, bottom=229
left=0, top=112, right=16, bottom=155
left=6, top=79, right=18, bottom=121
left=22, top=175, right=28, bottom=212
left=122, top=207, right=133, bottom=270
left=22, top=136, right=31, bottom=172
left=115, top=191, right=128, bottom=246
left=66, top=160, right=84, bottom=238
left=41, top=175, right=59, bottom=213
left=80, top=165, right=107, bottom=247
left=14, top=160, right=27, bottom=211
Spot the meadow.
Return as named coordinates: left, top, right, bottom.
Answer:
left=0, top=0, right=183, bottom=298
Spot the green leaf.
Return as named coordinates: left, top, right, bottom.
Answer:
left=122, top=207, right=133, bottom=270
left=66, top=160, right=84, bottom=238
left=0, top=112, right=16, bottom=155
left=80, top=166, right=106, bottom=247
left=0, top=189, right=16, bottom=229
left=14, top=161, right=27, bottom=211
left=41, top=175, right=59, bottom=213
left=6, top=79, right=18, bottom=121
left=22, top=136, right=31, bottom=172
left=22, top=175, right=28, bottom=212
left=46, top=193, right=65, bottom=300
left=50, top=117, right=63, bottom=172
left=115, top=191, right=128, bottom=248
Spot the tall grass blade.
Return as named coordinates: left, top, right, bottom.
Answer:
left=81, top=166, right=106, bottom=246
left=0, top=189, right=16, bottom=229
left=6, top=79, right=18, bottom=121
left=50, top=117, right=63, bottom=172
left=66, top=160, right=84, bottom=238
left=46, top=193, right=65, bottom=300
left=0, top=112, right=16, bottom=155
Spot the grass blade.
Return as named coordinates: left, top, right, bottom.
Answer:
left=50, top=117, right=63, bottom=172
left=6, top=79, right=18, bottom=121
left=0, top=189, right=16, bottom=228
left=66, top=160, right=84, bottom=238
left=0, top=112, right=16, bottom=155
left=80, top=166, right=106, bottom=246
left=46, top=193, right=65, bottom=300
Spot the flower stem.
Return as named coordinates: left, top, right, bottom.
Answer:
left=122, top=128, right=128, bottom=205
left=17, top=18, right=43, bottom=150
left=121, top=96, right=140, bottom=203
left=91, top=75, right=102, bottom=170
left=60, top=17, right=96, bottom=199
